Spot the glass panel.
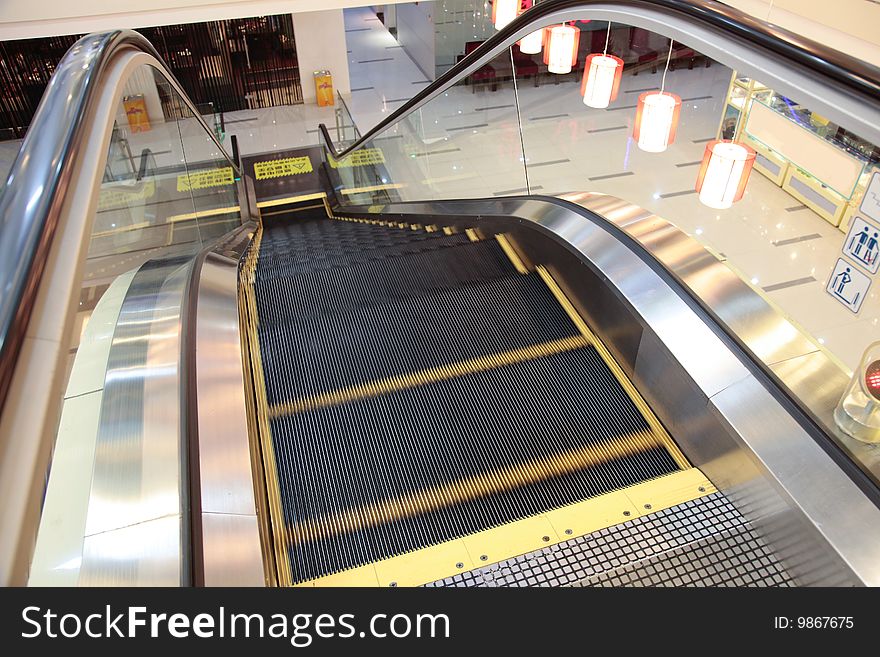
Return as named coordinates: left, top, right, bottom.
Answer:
left=71, top=63, right=240, bottom=399
left=326, top=46, right=527, bottom=204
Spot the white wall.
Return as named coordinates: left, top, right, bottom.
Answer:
left=292, top=9, right=351, bottom=104
left=0, top=0, right=412, bottom=40
left=396, top=2, right=435, bottom=81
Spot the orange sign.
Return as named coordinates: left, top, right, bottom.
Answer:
left=314, top=71, right=335, bottom=107
left=123, top=95, right=151, bottom=133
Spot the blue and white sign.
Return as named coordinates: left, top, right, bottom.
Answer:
left=826, top=258, right=871, bottom=313
left=861, top=171, right=880, bottom=224
left=843, top=215, right=880, bottom=274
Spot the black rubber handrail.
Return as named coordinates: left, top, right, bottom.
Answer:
left=319, top=0, right=880, bottom=158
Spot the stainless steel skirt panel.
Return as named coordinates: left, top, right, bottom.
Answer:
left=79, top=258, right=193, bottom=586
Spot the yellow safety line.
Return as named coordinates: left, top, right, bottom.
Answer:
left=287, top=427, right=669, bottom=546
left=464, top=228, right=480, bottom=242
left=495, top=234, right=529, bottom=274
left=269, top=335, right=590, bottom=419
left=536, top=266, right=690, bottom=470
left=239, top=227, right=293, bottom=587
left=302, top=468, right=715, bottom=587
left=165, top=204, right=241, bottom=223
left=340, top=183, right=404, bottom=195
left=256, top=192, right=327, bottom=209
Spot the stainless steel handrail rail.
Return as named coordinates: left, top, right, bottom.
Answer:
left=319, top=0, right=880, bottom=158
left=0, top=30, right=239, bottom=412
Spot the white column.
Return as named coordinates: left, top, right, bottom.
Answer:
left=292, top=8, right=352, bottom=105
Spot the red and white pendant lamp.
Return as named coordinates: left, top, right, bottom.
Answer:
left=632, top=40, right=681, bottom=153
left=544, top=24, right=580, bottom=74
left=492, top=0, right=521, bottom=30
left=500, top=12, right=755, bottom=208
left=581, top=22, right=624, bottom=109
left=518, top=28, right=544, bottom=54
left=695, top=140, right=756, bottom=209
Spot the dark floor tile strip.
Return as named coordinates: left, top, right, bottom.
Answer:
left=529, top=158, right=570, bottom=168
left=682, top=95, right=713, bottom=101
left=693, top=137, right=715, bottom=143
left=345, top=27, right=370, bottom=32
left=785, top=204, right=809, bottom=212
left=772, top=233, right=822, bottom=246
left=659, top=189, right=697, bottom=198
left=414, top=148, right=462, bottom=157
left=493, top=185, right=544, bottom=195
left=606, top=104, right=638, bottom=111
left=529, top=113, right=570, bottom=121
left=675, top=160, right=703, bottom=168
left=474, top=104, right=516, bottom=111
left=447, top=123, right=489, bottom=132
left=624, top=87, right=656, bottom=94
left=589, top=171, right=634, bottom=181
left=588, top=125, right=626, bottom=133
left=762, top=276, right=817, bottom=292
left=359, top=57, right=394, bottom=63
left=351, top=86, right=375, bottom=92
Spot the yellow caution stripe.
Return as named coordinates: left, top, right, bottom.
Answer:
left=269, top=335, right=590, bottom=419
left=299, top=468, right=715, bottom=587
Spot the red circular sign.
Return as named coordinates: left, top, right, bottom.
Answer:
left=866, top=360, right=880, bottom=401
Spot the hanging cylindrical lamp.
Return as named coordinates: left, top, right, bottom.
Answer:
left=632, top=39, right=680, bottom=153
left=492, top=0, right=520, bottom=30
left=581, top=21, right=623, bottom=109
left=632, top=91, right=682, bottom=152
left=519, top=29, right=544, bottom=55
left=695, top=140, right=757, bottom=209
left=544, top=24, right=580, bottom=74
left=581, top=54, right=624, bottom=108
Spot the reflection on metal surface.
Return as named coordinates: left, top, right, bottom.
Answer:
left=79, top=259, right=191, bottom=586
left=332, top=194, right=880, bottom=585
left=194, top=234, right=265, bottom=586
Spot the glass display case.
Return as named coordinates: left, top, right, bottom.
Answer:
left=721, top=72, right=878, bottom=229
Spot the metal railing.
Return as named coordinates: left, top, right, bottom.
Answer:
left=0, top=30, right=239, bottom=413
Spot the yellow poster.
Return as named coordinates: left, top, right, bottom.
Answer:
left=123, top=95, right=151, bottom=133
left=177, top=167, right=235, bottom=192
left=97, top=180, right=156, bottom=211
left=253, top=156, right=314, bottom=180
left=328, top=148, right=385, bottom=169
left=314, top=71, right=335, bottom=107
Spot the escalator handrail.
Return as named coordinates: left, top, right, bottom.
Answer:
left=0, top=30, right=239, bottom=413
left=319, top=0, right=880, bottom=159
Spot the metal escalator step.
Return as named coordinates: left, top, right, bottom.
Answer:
left=270, top=346, right=679, bottom=584
left=257, top=272, right=579, bottom=406
left=254, top=240, right=518, bottom=325
left=258, top=229, right=472, bottom=278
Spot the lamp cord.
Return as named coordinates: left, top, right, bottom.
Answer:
left=660, top=39, right=674, bottom=94
left=603, top=21, right=611, bottom=55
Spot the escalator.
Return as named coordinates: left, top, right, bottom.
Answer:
left=5, top=1, right=880, bottom=588
left=238, top=203, right=786, bottom=587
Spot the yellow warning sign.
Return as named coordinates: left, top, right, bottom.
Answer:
left=177, top=167, right=235, bottom=192
left=254, top=156, right=314, bottom=180
left=328, top=148, right=385, bottom=169
left=97, top=180, right=156, bottom=211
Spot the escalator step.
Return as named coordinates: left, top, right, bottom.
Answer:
left=257, top=272, right=579, bottom=406
left=270, top=345, right=677, bottom=584
left=254, top=239, right=518, bottom=325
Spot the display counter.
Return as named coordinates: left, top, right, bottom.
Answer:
left=718, top=74, right=878, bottom=230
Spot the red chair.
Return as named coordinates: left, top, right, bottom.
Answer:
left=463, top=41, right=498, bottom=92
left=511, top=44, right=540, bottom=86
left=628, top=28, right=657, bottom=76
